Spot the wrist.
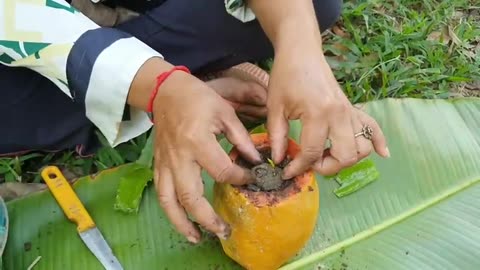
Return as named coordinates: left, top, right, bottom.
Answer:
left=275, top=20, right=322, bottom=48
left=127, top=57, right=173, bottom=111
left=147, top=66, right=191, bottom=116
left=249, top=0, right=323, bottom=53
left=127, top=57, right=194, bottom=113
left=272, top=22, right=327, bottom=70
left=274, top=40, right=329, bottom=72
left=151, top=70, right=198, bottom=114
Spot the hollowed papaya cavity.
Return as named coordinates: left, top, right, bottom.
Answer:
left=236, top=146, right=293, bottom=191
left=251, top=162, right=284, bottom=191
left=213, top=133, right=320, bottom=270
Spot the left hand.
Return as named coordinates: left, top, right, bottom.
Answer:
left=266, top=48, right=390, bottom=179
left=208, top=77, right=268, bottom=125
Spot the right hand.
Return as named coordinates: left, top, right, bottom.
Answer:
left=151, top=71, right=262, bottom=243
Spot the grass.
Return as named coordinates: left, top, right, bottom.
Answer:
left=0, top=131, right=150, bottom=183
left=1, top=0, right=479, bottom=185
left=323, top=0, right=479, bottom=102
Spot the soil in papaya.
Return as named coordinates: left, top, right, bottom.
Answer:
left=235, top=147, right=293, bottom=192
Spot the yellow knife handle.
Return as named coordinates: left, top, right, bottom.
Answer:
left=41, top=166, right=95, bottom=232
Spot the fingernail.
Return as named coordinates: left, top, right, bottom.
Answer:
left=216, top=224, right=232, bottom=240
left=282, top=170, right=291, bottom=180
left=273, top=150, right=282, bottom=164
left=385, top=147, right=391, bottom=158
left=187, top=235, right=199, bottom=244
left=216, top=233, right=227, bottom=240
left=270, top=148, right=277, bottom=161
left=255, top=151, right=263, bottom=163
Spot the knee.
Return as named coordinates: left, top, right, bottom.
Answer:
left=313, top=0, right=343, bottom=32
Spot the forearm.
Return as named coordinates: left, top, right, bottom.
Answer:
left=247, top=0, right=323, bottom=53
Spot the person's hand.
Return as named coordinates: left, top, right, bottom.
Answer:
left=151, top=72, right=262, bottom=243
left=266, top=49, right=390, bottom=179
left=207, top=76, right=268, bottom=125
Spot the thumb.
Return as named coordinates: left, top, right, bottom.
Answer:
left=267, top=108, right=289, bottom=164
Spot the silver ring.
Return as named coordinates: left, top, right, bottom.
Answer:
left=354, top=124, right=373, bottom=140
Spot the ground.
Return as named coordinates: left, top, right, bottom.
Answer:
left=1, top=0, right=479, bottom=196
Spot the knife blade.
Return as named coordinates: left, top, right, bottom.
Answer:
left=41, top=166, right=123, bottom=270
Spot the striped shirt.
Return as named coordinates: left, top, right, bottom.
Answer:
left=0, top=0, right=255, bottom=147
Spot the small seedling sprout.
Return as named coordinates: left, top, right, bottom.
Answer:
left=267, top=158, right=275, bottom=168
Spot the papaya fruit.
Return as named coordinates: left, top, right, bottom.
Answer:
left=213, top=133, right=319, bottom=270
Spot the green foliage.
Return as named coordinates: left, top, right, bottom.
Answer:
left=0, top=130, right=151, bottom=184
left=323, top=0, right=479, bottom=102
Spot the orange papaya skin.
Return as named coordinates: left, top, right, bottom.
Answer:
left=213, top=133, right=319, bottom=270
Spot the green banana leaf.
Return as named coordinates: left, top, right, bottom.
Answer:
left=3, top=98, right=480, bottom=270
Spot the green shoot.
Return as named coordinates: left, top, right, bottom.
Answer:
left=267, top=158, right=276, bottom=168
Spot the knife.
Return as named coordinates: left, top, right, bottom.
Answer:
left=41, top=166, right=123, bottom=270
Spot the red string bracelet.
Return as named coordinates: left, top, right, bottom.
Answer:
left=147, top=65, right=191, bottom=123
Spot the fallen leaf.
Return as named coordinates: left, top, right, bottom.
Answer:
left=332, top=25, right=349, bottom=38
left=0, top=182, right=46, bottom=201
left=452, top=81, right=480, bottom=98
left=467, top=7, right=480, bottom=21
left=462, top=48, right=477, bottom=59
left=447, top=25, right=462, bottom=46
left=324, top=55, right=345, bottom=70
left=452, top=10, right=465, bottom=21
left=373, top=6, right=387, bottom=16
left=323, top=42, right=349, bottom=64
left=465, top=81, right=480, bottom=91
left=360, top=52, right=379, bottom=66
left=427, top=26, right=451, bottom=45
left=332, top=42, right=350, bottom=53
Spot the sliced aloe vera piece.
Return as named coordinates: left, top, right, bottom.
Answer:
left=249, top=124, right=267, bottom=134
left=135, top=130, right=154, bottom=168
left=331, top=158, right=380, bottom=197
left=113, top=163, right=153, bottom=214
left=113, top=131, right=154, bottom=214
